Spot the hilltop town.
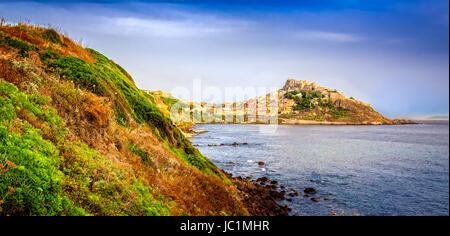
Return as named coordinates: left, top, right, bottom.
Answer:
left=149, top=79, right=415, bottom=126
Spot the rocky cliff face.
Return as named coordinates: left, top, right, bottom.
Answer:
left=278, top=79, right=394, bottom=124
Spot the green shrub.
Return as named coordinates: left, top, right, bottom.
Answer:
left=128, top=143, right=150, bottom=163
left=332, top=106, right=349, bottom=119
left=0, top=35, right=38, bottom=57
left=39, top=47, right=61, bottom=65
left=0, top=81, right=71, bottom=215
left=50, top=56, right=106, bottom=95
left=48, top=48, right=224, bottom=179
left=41, top=29, right=65, bottom=46
left=0, top=81, right=174, bottom=216
left=60, top=143, right=173, bottom=216
left=0, top=121, right=67, bottom=216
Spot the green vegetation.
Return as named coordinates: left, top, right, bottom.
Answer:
left=284, top=90, right=325, bottom=111
left=41, top=29, right=65, bottom=46
left=44, top=47, right=223, bottom=178
left=160, top=96, right=180, bottom=110
left=0, top=24, right=243, bottom=216
left=0, top=34, right=38, bottom=57
left=285, top=90, right=350, bottom=120
left=0, top=81, right=174, bottom=216
left=61, top=142, right=172, bottom=216
left=332, top=106, right=350, bottom=119
left=0, top=81, right=72, bottom=215
left=50, top=56, right=107, bottom=95
left=128, top=143, right=151, bottom=163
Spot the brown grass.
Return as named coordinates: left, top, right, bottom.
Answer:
left=1, top=22, right=95, bottom=62
left=84, top=92, right=112, bottom=128
left=0, top=22, right=249, bottom=216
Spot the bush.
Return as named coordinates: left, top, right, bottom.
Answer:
left=50, top=56, right=106, bottom=95
left=0, top=81, right=70, bottom=215
left=332, top=106, right=349, bottom=119
left=0, top=34, right=38, bottom=57
left=41, top=29, right=65, bottom=46
left=128, top=143, right=150, bottom=163
left=0, top=81, right=174, bottom=216
left=0, top=122, right=67, bottom=216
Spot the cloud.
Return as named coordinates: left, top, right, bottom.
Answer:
left=108, top=16, right=237, bottom=38
left=296, top=30, right=364, bottom=43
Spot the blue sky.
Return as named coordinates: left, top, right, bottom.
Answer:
left=0, top=0, right=448, bottom=118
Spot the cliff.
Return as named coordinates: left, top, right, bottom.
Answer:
left=0, top=23, right=256, bottom=216
left=278, top=79, right=399, bottom=125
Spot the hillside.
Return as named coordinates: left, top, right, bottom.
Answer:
left=278, top=79, right=414, bottom=125
left=0, top=22, right=264, bottom=216
left=154, top=79, right=414, bottom=125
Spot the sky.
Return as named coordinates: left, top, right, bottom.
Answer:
left=0, top=0, right=448, bottom=118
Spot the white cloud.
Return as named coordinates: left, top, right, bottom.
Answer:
left=296, top=30, right=364, bottom=43
left=104, top=15, right=251, bottom=38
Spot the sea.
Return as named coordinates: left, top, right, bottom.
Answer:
left=192, top=121, right=449, bottom=216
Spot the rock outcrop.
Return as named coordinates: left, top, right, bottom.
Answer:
left=153, top=78, right=415, bottom=125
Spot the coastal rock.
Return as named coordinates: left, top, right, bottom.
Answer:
left=304, top=188, right=317, bottom=194
left=258, top=161, right=265, bottom=166
left=392, top=119, right=416, bottom=125
left=311, top=197, right=320, bottom=202
left=226, top=172, right=290, bottom=216
left=256, top=177, right=269, bottom=184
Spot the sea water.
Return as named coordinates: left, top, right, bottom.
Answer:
left=192, top=122, right=449, bottom=216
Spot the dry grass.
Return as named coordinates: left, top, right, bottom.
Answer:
left=0, top=22, right=249, bottom=216
left=1, top=22, right=95, bottom=62
left=84, top=92, right=112, bottom=128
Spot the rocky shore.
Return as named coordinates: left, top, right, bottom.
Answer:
left=225, top=172, right=293, bottom=216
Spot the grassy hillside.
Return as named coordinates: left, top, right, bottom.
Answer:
left=0, top=22, right=247, bottom=216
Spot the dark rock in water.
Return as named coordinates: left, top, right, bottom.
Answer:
left=311, top=197, right=320, bottom=202
left=227, top=161, right=235, bottom=164
left=232, top=142, right=239, bottom=146
left=303, top=195, right=309, bottom=198
left=286, top=198, right=292, bottom=202
left=304, top=187, right=317, bottom=194
left=242, top=142, right=249, bottom=145
left=271, top=190, right=286, bottom=200
left=288, top=189, right=299, bottom=196
left=324, top=197, right=331, bottom=201
left=224, top=172, right=290, bottom=216
left=280, top=185, right=285, bottom=189
left=270, top=180, right=278, bottom=185
left=220, top=143, right=225, bottom=146
left=288, top=192, right=299, bottom=198
left=256, top=176, right=269, bottom=184
left=258, top=161, right=265, bottom=166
